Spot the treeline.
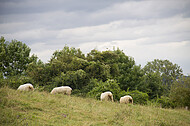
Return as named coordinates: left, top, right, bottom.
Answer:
left=0, top=36, right=190, bottom=108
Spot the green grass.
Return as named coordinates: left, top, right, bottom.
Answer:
left=0, top=87, right=190, bottom=126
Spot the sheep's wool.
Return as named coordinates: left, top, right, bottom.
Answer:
left=120, top=95, right=133, bottom=104
left=17, top=83, right=34, bottom=91
left=51, top=86, right=72, bottom=95
left=100, top=91, right=114, bottom=102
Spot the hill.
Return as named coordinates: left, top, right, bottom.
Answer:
left=0, top=87, right=190, bottom=126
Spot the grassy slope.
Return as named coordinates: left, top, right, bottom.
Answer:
left=0, top=87, right=190, bottom=126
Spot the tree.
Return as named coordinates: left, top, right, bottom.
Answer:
left=0, top=37, right=34, bottom=77
left=85, top=61, right=111, bottom=81
left=49, top=46, right=86, bottom=74
left=26, top=58, right=46, bottom=85
left=86, top=48, right=142, bottom=91
left=53, top=69, right=87, bottom=90
left=118, top=65, right=144, bottom=91
left=0, top=37, right=7, bottom=76
left=139, top=72, right=164, bottom=99
left=143, top=59, right=183, bottom=92
left=170, top=76, right=190, bottom=108
left=51, top=46, right=85, bottom=63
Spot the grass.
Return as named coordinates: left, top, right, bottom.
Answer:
left=0, top=86, right=190, bottom=126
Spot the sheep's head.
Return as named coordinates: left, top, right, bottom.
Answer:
left=29, top=86, right=34, bottom=91
left=129, top=98, right=133, bottom=104
left=108, top=94, right=113, bottom=102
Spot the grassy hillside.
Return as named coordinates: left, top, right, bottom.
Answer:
left=0, top=87, right=190, bottom=126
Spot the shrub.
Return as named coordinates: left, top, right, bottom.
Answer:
left=157, top=96, right=175, bottom=108
left=126, top=90, right=149, bottom=105
left=52, top=69, right=88, bottom=90
left=0, top=76, right=33, bottom=89
left=170, top=76, right=190, bottom=108
left=87, top=79, right=123, bottom=101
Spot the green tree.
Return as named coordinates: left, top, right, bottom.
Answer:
left=85, top=61, right=111, bottom=81
left=118, top=65, right=144, bottom=91
left=111, top=48, right=143, bottom=91
left=143, top=59, right=183, bottom=92
left=170, top=76, right=190, bottom=108
left=49, top=46, right=86, bottom=74
left=86, top=48, right=142, bottom=91
left=0, top=37, right=6, bottom=76
left=26, top=58, right=46, bottom=85
left=0, top=37, right=33, bottom=77
left=139, top=72, right=164, bottom=99
left=53, top=69, right=87, bottom=90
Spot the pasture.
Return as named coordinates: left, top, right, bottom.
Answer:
left=0, top=87, right=189, bottom=126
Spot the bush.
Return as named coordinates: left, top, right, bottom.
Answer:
left=0, top=76, right=34, bottom=89
left=157, top=96, right=175, bottom=108
left=170, top=76, right=190, bottom=108
left=52, top=69, right=88, bottom=90
left=126, top=90, right=149, bottom=105
left=87, top=79, right=123, bottom=101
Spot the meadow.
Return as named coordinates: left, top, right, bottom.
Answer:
left=0, top=86, right=190, bottom=126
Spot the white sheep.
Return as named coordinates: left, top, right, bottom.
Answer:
left=120, top=95, right=133, bottom=104
left=100, top=91, right=114, bottom=102
left=50, top=86, right=72, bottom=95
left=17, top=83, right=34, bottom=91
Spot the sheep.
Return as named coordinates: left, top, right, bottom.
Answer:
left=120, top=95, right=133, bottom=104
left=50, top=86, right=72, bottom=95
left=17, top=83, right=34, bottom=91
left=100, top=91, right=114, bottom=102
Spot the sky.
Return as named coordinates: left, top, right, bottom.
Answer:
left=0, top=0, right=190, bottom=75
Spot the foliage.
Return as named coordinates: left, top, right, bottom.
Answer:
left=85, top=61, right=111, bottom=81
left=0, top=75, right=33, bottom=89
left=0, top=37, right=34, bottom=77
left=143, top=59, right=183, bottom=92
left=170, top=77, right=190, bottom=108
left=87, top=79, right=124, bottom=101
left=52, top=69, right=87, bottom=90
left=25, top=58, right=46, bottom=85
left=50, top=46, right=85, bottom=72
left=126, top=90, right=149, bottom=105
left=118, top=65, right=144, bottom=91
left=1, top=36, right=187, bottom=108
left=86, top=48, right=142, bottom=91
left=157, top=96, right=175, bottom=108
left=139, top=72, right=164, bottom=99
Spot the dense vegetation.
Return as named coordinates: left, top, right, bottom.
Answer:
left=0, top=36, right=190, bottom=108
left=0, top=87, right=190, bottom=126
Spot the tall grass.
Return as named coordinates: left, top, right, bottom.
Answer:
left=0, top=86, right=190, bottom=126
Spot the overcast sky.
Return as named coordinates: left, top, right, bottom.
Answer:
left=0, top=0, right=190, bottom=75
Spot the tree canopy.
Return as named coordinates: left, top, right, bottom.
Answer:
left=0, top=36, right=188, bottom=108
left=0, top=37, right=36, bottom=77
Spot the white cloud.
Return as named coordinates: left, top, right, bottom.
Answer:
left=79, top=39, right=190, bottom=74
left=29, top=42, right=58, bottom=62
left=57, top=16, right=190, bottom=44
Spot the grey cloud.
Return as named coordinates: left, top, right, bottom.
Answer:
left=0, top=0, right=127, bottom=15
left=1, top=0, right=190, bottom=27
left=0, top=0, right=190, bottom=74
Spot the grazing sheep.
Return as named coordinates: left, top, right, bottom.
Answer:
left=17, top=83, right=34, bottom=91
left=100, top=91, right=114, bottom=102
left=50, top=86, right=72, bottom=95
left=120, top=95, right=133, bottom=104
